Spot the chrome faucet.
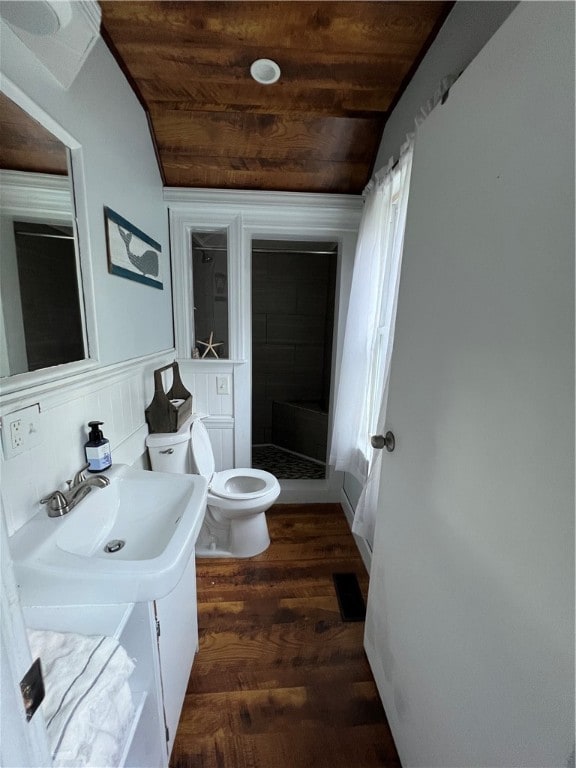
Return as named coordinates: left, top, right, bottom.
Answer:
left=40, top=463, right=110, bottom=517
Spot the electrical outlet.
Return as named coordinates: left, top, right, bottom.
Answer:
left=10, top=420, right=24, bottom=451
left=1, top=404, right=42, bottom=459
left=216, top=375, right=230, bottom=395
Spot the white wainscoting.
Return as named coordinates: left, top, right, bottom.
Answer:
left=1, top=350, right=174, bottom=535
left=176, top=359, right=237, bottom=471
left=174, top=359, right=234, bottom=418
left=166, top=189, right=363, bottom=495
left=204, top=417, right=234, bottom=472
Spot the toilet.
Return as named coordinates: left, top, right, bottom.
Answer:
left=146, top=414, right=279, bottom=558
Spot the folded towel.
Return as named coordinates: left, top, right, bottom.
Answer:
left=27, top=629, right=135, bottom=768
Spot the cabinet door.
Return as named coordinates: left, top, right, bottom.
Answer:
left=155, top=553, right=198, bottom=757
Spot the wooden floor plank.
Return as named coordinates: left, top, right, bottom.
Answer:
left=170, top=504, right=400, bottom=768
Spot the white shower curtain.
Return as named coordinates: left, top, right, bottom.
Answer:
left=330, top=138, right=414, bottom=544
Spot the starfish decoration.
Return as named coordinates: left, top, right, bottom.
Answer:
left=197, top=332, right=223, bottom=359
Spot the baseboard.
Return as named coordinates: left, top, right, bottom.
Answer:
left=278, top=479, right=341, bottom=503
left=340, top=488, right=372, bottom=573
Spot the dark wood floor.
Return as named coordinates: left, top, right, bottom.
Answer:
left=170, top=504, right=401, bottom=768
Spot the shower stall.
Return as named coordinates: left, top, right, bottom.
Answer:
left=251, top=239, right=338, bottom=479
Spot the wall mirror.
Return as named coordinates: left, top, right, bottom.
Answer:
left=0, top=90, right=88, bottom=382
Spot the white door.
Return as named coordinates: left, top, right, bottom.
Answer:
left=364, top=4, right=574, bottom=767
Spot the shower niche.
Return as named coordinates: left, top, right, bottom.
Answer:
left=251, top=239, right=337, bottom=480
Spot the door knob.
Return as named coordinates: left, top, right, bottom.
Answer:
left=371, top=431, right=395, bottom=452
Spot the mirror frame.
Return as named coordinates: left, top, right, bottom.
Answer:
left=0, top=76, right=99, bottom=402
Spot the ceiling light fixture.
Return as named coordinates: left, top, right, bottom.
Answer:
left=0, top=0, right=72, bottom=36
left=250, top=58, right=281, bottom=85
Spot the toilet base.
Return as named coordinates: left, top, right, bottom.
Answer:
left=195, top=507, right=270, bottom=559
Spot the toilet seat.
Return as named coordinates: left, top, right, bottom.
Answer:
left=210, top=468, right=277, bottom=501
left=190, top=417, right=279, bottom=501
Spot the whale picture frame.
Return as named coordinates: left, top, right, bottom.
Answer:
left=104, top=206, right=163, bottom=289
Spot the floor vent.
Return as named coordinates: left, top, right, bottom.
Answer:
left=332, top=572, right=366, bottom=622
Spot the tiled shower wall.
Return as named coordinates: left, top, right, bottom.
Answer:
left=251, top=249, right=336, bottom=446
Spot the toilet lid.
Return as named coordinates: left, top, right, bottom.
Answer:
left=210, top=468, right=279, bottom=501
left=190, top=419, right=215, bottom=480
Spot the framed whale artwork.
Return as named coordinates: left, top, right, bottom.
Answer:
left=104, top=206, right=163, bottom=289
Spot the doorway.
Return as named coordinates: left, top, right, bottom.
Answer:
left=251, top=239, right=338, bottom=479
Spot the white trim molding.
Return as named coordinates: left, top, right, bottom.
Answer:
left=340, top=489, right=372, bottom=573
left=169, top=209, right=243, bottom=360
left=164, top=187, right=363, bottom=220
left=1, top=512, right=52, bottom=766
left=167, top=188, right=362, bottom=501
left=0, top=170, right=72, bottom=218
left=0, top=348, right=175, bottom=414
left=0, top=83, right=100, bottom=392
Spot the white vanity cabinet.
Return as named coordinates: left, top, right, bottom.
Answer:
left=154, top=544, right=198, bottom=757
left=22, top=553, right=199, bottom=767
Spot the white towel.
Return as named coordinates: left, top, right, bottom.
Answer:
left=27, top=629, right=135, bottom=768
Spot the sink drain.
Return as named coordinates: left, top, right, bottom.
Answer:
left=104, top=539, right=125, bottom=554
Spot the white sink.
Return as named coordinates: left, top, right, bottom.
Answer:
left=9, top=464, right=207, bottom=606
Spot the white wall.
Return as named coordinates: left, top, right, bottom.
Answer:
left=366, top=2, right=574, bottom=765
left=374, top=0, right=518, bottom=169
left=0, top=29, right=176, bottom=760
left=343, top=1, right=519, bottom=522
left=167, top=189, right=362, bottom=502
left=0, top=30, right=174, bottom=532
left=1, top=353, right=173, bottom=535
left=177, top=360, right=235, bottom=471
left=0, top=31, right=173, bottom=365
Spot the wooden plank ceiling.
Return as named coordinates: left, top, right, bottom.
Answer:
left=100, top=1, right=452, bottom=194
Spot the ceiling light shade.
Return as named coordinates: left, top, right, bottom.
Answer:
left=0, top=0, right=72, bottom=36
left=250, top=58, right=281, bottom=85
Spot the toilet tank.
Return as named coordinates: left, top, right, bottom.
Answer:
left=146, top=418, right=192, bottom=474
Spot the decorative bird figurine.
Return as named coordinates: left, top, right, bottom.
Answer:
left=197, top=332, right=224, bottom=359
left=118, top=226, right=159, bottom=277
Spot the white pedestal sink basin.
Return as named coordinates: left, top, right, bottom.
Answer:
left=9, top=464, right=208, bottom=606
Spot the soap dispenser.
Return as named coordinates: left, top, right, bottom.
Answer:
left=84, top=421, right=112, bottom=472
